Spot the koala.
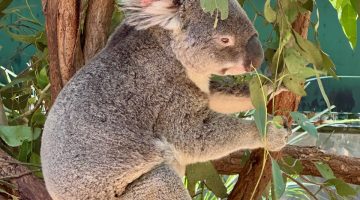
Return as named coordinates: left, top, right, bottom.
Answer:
left=40, top=0, right=288, bottom=199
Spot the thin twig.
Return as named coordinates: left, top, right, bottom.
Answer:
left=11, top=84, right=50, bottom=121
left=284, top=173, right=319, bottom=200
left=0, top=170, right=40, bottom=180
left=0, top=158, right=41, bottom=168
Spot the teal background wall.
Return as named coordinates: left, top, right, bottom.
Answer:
left=0, top=0, right=44, bottom=74
left=0, top=0, right=359, bottom=112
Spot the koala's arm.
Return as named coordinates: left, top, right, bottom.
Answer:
left=177, top=112, right=287, bottom=163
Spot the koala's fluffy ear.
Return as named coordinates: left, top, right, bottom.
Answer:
left=121, top=0, right=181, bottom=30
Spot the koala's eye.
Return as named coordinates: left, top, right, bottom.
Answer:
left=214, top=35, right=235, bottom=47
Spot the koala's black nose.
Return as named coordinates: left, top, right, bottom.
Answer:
left=244, top=35, right=264, bottom=71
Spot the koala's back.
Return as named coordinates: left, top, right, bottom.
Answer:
left=41, top=25, right=198, bottom=199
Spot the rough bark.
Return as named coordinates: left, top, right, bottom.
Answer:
left=57, top=0, right=81, bottom=86
left=42, top=0, right=62, bottom=105
left=228, top=11, right=311, bottom=200
left=0, top=150, right=52, bottom=200
left=42, top=0, right=114, bottom=103
left=213, top=145, right=360, bottom=185
left=83, top=0, right=115, bottom=63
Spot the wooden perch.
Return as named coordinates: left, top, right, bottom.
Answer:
left=212, top=145, right=360, bottom=185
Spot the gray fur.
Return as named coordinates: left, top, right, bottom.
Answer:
left=41, top=0, right=287, bottom=199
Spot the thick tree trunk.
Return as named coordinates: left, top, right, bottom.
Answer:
left=83, top=0, right=115, bottom=62
left=228, top=11, right=311, bottom=200
left=42, top=0, right=114, bottom=104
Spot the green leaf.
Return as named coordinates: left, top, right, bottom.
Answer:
left=325, top=178, right=357, bottom=197
left=201, top=0, right=217, bottom=15
left=217, top=0, right=228, bottom=20
left=0, top=125, right=41, bottom=147
left=186, top=162, right=228, bottom=198
left=201, top=0, right=229, bottom=20
left=339, top=4, right=358, bottom=49
left=271, top=158, right=285, bottom=199
left=284, top=49, right=320, bottom=78
left=293, top=31, right=323, bottom=67
left=279, top=156, right=303, bottom=174
left=314, top=162, right=335, bottom=179
left=31, top=108, right=46, bottom=127
left=30, top=153, right=43, bottom=178
left=264, top=0, right=277, bottom=23
left=249, top=76, right=267, bottom=137
left=36, top=67, right=49, bottom=89
left=283, top=75, right=307, bottom=96
left=272, top=116, right=284, bottom=128
left=351, top=0, right=360, bottom=16
left=290, top=112, right=318, bottom=137
left=320, top=50, right=337, bottom=77
left=18, top=141, right=31, bottom=162
left=0, top=76, right=34, bottom=92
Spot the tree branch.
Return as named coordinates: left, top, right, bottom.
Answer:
left=0, top=149, right=51, bottom=200
left=212, top=145, right=360, bottom=185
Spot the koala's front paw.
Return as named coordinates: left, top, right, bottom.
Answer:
left=265, top=125, right=288, bottom=152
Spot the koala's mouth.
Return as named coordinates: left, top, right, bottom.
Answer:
left=219, top=66, right=249, bottom=76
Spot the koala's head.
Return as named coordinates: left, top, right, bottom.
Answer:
left=122, top=0, right=263, bottom=76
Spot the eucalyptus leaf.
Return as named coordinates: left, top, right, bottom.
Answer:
left=293, top=31, right=323, bottom=67
left=272, top=116, right=284, bottom=128
left=314, top=162, right=335, bottom=179
left=201, top=0, right=217, bottom=14
left=201, top=0, right=229, bottom=20
left=217, top=0, right=229, bottom=20
left=0, top=76, right=34, bottom=92
left=249, top=76, right=267, bottom=137
left=264, top=0, right=277, bottom=23
left=186, top=162, right=228, bottom=198
left=320, top=50, right=337, bottom=77
left=36, top=67, right=49, bottom=89
left=0, top=125, right=41, bottom=147
left=18, top=141, right=31, bottom=162
left=290, top=112, right=318, bottom=137
left=325, top=178, right=357, bottom=197
left=283, top=75, right=307, bottom=96
left=339, top=4, right=358, bottom=49
left=284, top=49, right=319, bottom=78
left=279, top=156, right=303, bottom=174
left=271, top=158, right=285, bottom=199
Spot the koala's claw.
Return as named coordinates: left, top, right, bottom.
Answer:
left=265, top=125, right=288, bottom=152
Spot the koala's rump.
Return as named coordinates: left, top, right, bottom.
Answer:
left=41, top=66, right=172, bottom=199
